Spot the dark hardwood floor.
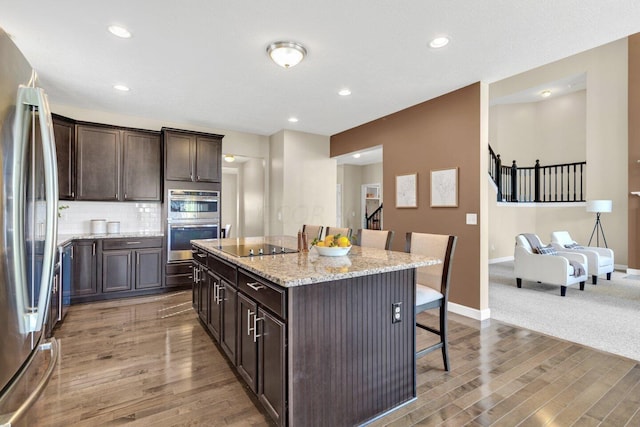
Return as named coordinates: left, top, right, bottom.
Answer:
left=31, top=291, right=640, bottom=426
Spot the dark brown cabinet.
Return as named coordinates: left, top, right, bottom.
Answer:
left=164, top=128, right=223, bottom=183
left=102, top=238, right=163, bottom=293
left=122, top=130, right=161, bottom=201
left=71, top=240, right=98, bottom=298
left=52, top=114, right=75, bottom=200
left=237, top=270, right=287, bottom=426
left=76, top=124, right=161, bottom=201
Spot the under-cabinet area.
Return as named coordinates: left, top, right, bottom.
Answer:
left=190, top=236, right=437, bottom=427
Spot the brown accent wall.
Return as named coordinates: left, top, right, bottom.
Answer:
left=331, top=83, right=481, bottom=310
left=629, top=34, right=640, bottom=269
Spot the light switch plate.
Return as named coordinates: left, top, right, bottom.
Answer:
left=466, top=213, right=477, bottom=225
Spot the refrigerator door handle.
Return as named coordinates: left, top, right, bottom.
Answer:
left=13, top=85, right=59, bottom=333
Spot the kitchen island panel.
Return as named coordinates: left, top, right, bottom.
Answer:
left=288, top=268, right=416, bottom=426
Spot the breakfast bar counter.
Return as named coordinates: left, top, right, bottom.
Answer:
left=190, top=236, right=440, bottom=427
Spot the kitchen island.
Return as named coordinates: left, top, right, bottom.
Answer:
left=191, top=236, right=440, bottom=427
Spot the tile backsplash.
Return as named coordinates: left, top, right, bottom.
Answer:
left=58, top=201, right=162, bottom=234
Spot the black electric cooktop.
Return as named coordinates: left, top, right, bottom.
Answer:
left=218, top=243, right=298, bottom=257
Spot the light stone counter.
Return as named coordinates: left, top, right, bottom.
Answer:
left=57, top=231, right=164, bottom=247
left=192, top=235, right=440, bottom=288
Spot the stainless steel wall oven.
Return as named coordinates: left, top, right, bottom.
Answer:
left=167, top=189, right=219, bottom=262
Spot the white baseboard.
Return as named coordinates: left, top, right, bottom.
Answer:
left=626, top=267, right=640, bottom=275
left=489, top=256, right=513, bottom=264
left=449, top=302, right=491, bottom=321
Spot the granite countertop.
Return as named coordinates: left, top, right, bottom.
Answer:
left=57, top=231, right=164, bottom=247
left=192, top=235, right=441, bottom=288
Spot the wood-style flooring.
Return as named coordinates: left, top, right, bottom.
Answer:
left=31, top=291, right=640, bottom=426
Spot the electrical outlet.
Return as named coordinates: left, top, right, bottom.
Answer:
left=392, top=302, right=402, bottom=323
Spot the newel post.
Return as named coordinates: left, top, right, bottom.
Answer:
left=510, top=160, right=518, bottom=202
left=534, top=159, right=541, bottom=202
left=496, top=154, right=502, bottom=201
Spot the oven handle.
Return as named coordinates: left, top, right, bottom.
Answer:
left=169, top=196, right=218, bottom=202
left=169, top=224, right=219, bottom=229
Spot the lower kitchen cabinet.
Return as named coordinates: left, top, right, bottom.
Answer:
left=191, top=247, right=286, bottom=427
left=71, top=237, right=164, bottom=304
left=71, top=240, right=98, bottom=299
left=102, top=238, right=163, bottom=293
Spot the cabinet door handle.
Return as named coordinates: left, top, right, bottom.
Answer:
left=253, top=315, right=263, bottom=343
left=70, top=246, right=74, bottom=259
left=92, top=242, right=95, bottom=256
left=246, top=282, right=265, bottom=291
left=213, top=281, right=218, bottom=304
left=247, top=309, right=255, bottom=336
left=136, top=253, right=140, bottom=265
left=126, top=241, right=142, bottom=245
left=71, top=191, right=75, bottom=198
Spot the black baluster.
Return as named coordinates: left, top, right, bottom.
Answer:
left=496, top=154, right=502, bottom=202
left=511, top=160, right=518, bottom=202
left=534, top=160, right=540, bottom=202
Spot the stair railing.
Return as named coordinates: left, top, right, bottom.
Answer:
left=365, top=204, right=383, bottom=230
left=489, top=145, right=586, bottom=203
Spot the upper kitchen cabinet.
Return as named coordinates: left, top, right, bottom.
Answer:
left=52, top=114, right=75, bottom=200
left=76, top=123, right=161, bottom=201
left=76, top=124, right=120, bottom=201
left=122, top=130, right=161, bottom=201
left=163, top=128, right=223, bottom=183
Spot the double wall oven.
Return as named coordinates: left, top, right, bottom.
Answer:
left=167, top=189, right=219, bottom=262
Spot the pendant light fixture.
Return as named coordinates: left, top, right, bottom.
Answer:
left=267, top=41, right=307, bottom=68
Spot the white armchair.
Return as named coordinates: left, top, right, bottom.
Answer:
left=550, top=231, right=614, bottom=285
left=514, top=234, right=588, bottom=296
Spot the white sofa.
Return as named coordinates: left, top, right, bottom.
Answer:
left=514, top=234, right=588, bottom=296
left=550, top=231, right=614, bottom=285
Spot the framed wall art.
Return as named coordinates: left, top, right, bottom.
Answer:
left=430, top=167, right=458, bottom=207
left=396, top=173, right=417, bottom=208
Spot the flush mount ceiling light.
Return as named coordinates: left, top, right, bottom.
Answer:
left=108, top=25, right=132, bottom=38
left=267, top=41, right=307, bottom=68
left=224, top=154, right=235, bottom=163
left=353, top=153, right=361, bottom=159
left=429, top=36, right=450, bottom=48
left=113, top=84, right=130, bottom=91
left=541, top=90, right=552, bottom=98
left=288, top=117, right=299, bottom=123
left=338, top=88, right=352, bottom=96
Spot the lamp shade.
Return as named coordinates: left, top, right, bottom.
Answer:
left=586, top=199, right=612, bottom=213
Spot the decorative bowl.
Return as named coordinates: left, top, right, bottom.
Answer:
left=314, top=245, right=352, bottom=257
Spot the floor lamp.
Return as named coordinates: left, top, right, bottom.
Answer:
left=586, top=199, right=612, bottom=247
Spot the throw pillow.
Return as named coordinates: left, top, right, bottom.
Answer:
left=537, top=245, right=558, bottom=255
left=565, top=243, right=584, bottom=249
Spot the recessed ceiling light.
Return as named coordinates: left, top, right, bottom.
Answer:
left=288, top=117, right=298, bottom=123
left=338, top=88, right=351, bottom=96
left=541, top=90, right=552, bottom=98
left=113, top=84, right=130, bottom=92
left=353, top=153, right=361, bottom=159
left=429, top=36, right=450, bottom=48
left=108, top=25, right=131, bottom=39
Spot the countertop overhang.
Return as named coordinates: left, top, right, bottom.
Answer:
left=57, top=231, right=164, bottom=247
left=192, top=235, right=440, bottom=287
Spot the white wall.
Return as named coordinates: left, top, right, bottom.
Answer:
left=270, top=130, right=335, bottom=235
left=490, top=90, right=586, bottom=165
left=488, top=38, right=628, bottom=265
left=243, top=157, right=266, bottom=237
left=221, top=170, right=238, bottom=236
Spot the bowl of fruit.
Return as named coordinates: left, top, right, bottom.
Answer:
left=312, top=234, right=352, bottom=256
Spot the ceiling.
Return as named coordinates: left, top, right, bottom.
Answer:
left=1, top=1, right=640, bottom=138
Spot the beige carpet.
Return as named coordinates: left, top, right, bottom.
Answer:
left=489, top=261, right=640, bottom=362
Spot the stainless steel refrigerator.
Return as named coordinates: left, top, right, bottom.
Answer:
left=0, top=30, right=59, bottom=426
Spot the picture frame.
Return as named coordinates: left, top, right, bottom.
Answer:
left=396, top=173, right=418, bottom=208
left=430, top=167, right=458, bottom=207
